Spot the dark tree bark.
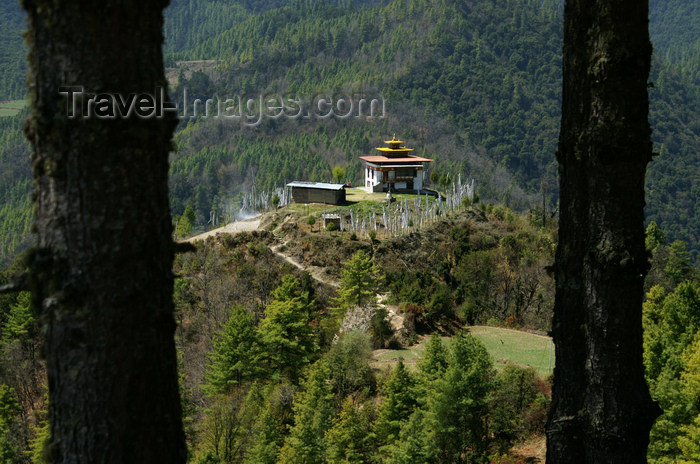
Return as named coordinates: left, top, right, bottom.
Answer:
left=546, top=1, right=662, bottom=462
left=21, top=0, right=186, bottom=462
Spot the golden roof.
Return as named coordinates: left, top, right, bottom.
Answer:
left=377, top=134, right=413, bottom=153
left=384, top=134, right=405, bottom=145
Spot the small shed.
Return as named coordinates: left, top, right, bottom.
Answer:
left=321, top=213, right=341, bottom=229
left=286, top=181, right=347, bottom=205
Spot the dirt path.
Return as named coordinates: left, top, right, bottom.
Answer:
left=185, top=218, right=262, bottom=243
left=269, top=242, right=340, bottom=288
left=186, top=214, right=404, bottom=333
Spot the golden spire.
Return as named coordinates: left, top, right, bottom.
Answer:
left=378, top=134, right=413, bottom=154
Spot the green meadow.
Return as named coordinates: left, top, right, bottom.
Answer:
left=373, top=325, right=555, bottom=378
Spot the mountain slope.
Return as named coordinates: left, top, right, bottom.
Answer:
left=0, top=1, right=27, bottom=100
left=165, top=0, right=699, bottom=255
left=0, top=0, right=698, bottom=263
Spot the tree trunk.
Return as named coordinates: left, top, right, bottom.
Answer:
left=21, top=0, right=186, bottom=462
left=546, top=1, right=661, bottom=462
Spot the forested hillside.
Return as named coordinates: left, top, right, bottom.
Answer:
left=0, top=111, right=32, bottom=263
left=1, top=201, right=697, bottom=462
left=649, top=0, right=700, bottom=81
left=163, top=0, right=699, bottom=257
left=0, top=0, right=698, bottom=263
left=646, top=0, right=700, bottom=250
left=0, top=2, right=26, bottom=101
left=0, top=204, right=559, bottom=462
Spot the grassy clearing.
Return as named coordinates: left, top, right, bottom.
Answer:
left=345, top=188, right=388, bottom=203
left=345, top=188, right=430, bottom=204
left=289, top=188, right=441, bottom=217
left=468, top=326, right=554, bottom=378
left=0, top=100, right=27, bottom=117
left=371, top=326, right=554, bottom=378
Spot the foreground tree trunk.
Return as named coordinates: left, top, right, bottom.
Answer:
left=546, top=1, right=661, bottom=462
left=22, top=1, right=186, bottom=461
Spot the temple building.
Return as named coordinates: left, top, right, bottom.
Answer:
left=360, top=136, right=432, bottom=192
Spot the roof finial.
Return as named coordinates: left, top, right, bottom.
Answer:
left=392, top=133, right=396, bottom=141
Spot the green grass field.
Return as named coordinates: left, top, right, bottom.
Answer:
left=0, top=100, right=27, bottom=117
left=286, top=188, right=434, bottom=218
left=372, top=326, right=555, bottom=378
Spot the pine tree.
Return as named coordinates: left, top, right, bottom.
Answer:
left=675, top=333, right=700, bottom=463
left=678, top=415, right=700, bottom=464
left=645, top=221, right=667, bottom=252
left=418, top=334, right=449, bottom=384
left=665, top=240, right=694, bottom=286
left=258, top=275, right=318, bottom=380
left=490, top=365, right=540, bottom=445
left=384, top=410, right=435, bottom=464
left=427, top=333, right=494, bottom=462
left=205, top=305, right=264, bottom=394
left=642, top=282, right=700, bottom=462
left=278, top=360, right=336, bottom=464
left=324, top=397, right=375, bottom=464
left=374, top=360, right=417, bottom=448
left=29, top=388, right=49, bottom=464
left=176, top=205, right=197, bottom=237
left=243, top=382, right=295, bottom=464
left=2, top=291, right=34, bottom=343
left=335, top=250, right=382, bottom=312
left=0, top=384, right=20, bottom=463
left=20, top=1, right=186, bottom=459
left=547, top=0, right=660, bottom=459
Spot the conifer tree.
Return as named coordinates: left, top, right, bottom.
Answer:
left=278, top=360, right=336, bottom=464
left=678, top=415, right=700, bottom=464
left=644, top=283, right=700, bottom=463
left=20, top=1, right=186, bottom=459
left=676, top=334, right=700, bottom=463
left=205, top=305, right=263, bottom=394
left=29, top=391, right=49, bottom=464
left=384, top=410, right=434, bottom=464
left=176, top=205, right=197, bottom=237
left=418, top=334, right=449, bottom=383
left=547, top=0, right=660, bottom=459
left=0, top=384, right=20, bottom=463
left=645, top=221, right=667, bottom=252
left=258, top=275, right=318, bottom=380
left=427, top=333, right=493, bottom=462
left=490, top=365, right=540, bottom=445
left=2, top=291, right=33, bottom=343
left=335, top=250, right=382, bottom=312
left=665, top=240, right=694, bottom=286
left=374, top=360, right=417, bottom=447
left=324, top=397, right=374, bottom=464
left=323, top=330, right=375, bottom=400
left=243, top=383, right=294, bottom=464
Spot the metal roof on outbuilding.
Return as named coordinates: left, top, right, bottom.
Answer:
left=286, top=181, right=346, bottom=191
